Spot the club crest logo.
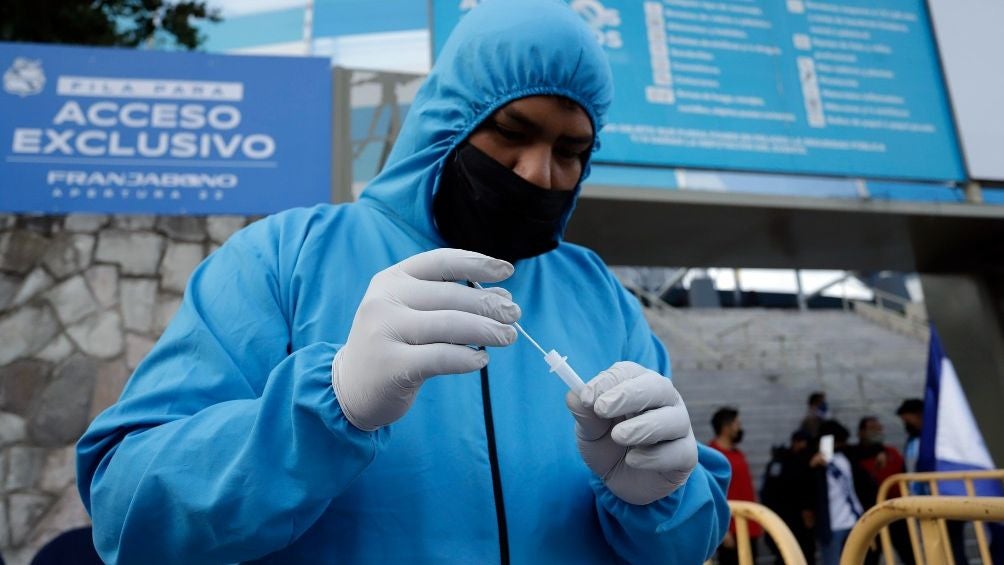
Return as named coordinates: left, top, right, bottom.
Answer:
left=4, top=57, right=46, bottom=97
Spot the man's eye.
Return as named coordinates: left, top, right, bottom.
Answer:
left=556, top=147, right=588, bottom=161
left=492, top=121, right=524, bottom=141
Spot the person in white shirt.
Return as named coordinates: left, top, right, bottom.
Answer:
left=810, top=420, right=864, bottom=565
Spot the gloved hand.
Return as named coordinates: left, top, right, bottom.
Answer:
left=566, top=361, right=698, bottom=505
left=333, top=248, right=520, bottom=431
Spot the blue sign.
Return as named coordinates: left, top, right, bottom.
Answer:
left=432, top=0, right=965, bottom=182
left=0, top=43, right=331, bottom=214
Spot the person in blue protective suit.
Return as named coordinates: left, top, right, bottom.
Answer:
left=76, top=0, right=731, bottom=563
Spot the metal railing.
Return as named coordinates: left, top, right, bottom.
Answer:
left=852, top=302, right=928, bottom=342
left=703, top=501, right=808, bottom=565
left=850, top=286, right=929, bottom=342
left=732, top=501, right=808, bottom=565
left=872, top=470, right=1004, bottom=564
left=841, top=496, right=1004, bottom=565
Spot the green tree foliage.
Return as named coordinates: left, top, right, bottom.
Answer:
left=0, top=0, right=222, bottom=50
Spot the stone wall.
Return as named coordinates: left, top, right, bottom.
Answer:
left=0, top=213, right=250, bottom=564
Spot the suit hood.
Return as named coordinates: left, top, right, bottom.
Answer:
left=358, top=0, right=613, bottom=245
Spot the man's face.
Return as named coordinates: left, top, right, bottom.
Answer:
left=791, top=438, right=808, bottom=453
left=467, top=95, right=593, bottom=191
left=860, top=419, right=884, bottom=444
left=899, top=413, right=922, bottom=435
left=812, top=396, right=827, bottom=413
left=728, top=417, right=743, bottom=443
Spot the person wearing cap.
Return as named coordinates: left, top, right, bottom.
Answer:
left=75, top=1, right=730, bottom=563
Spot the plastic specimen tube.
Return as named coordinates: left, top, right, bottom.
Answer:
left=542, top=349, right=586, bottom=395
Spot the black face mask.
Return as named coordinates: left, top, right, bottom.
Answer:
left=432, top=143, right=576, bottom=263
left=733, top=428, right=745, bottom=444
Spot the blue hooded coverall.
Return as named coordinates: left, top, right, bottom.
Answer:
left=76, top=1, right=731, bottom=562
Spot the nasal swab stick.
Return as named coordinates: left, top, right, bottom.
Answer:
left=513, top=322, right=545, bottom=355
left=472, top=282, right=586, bottom=395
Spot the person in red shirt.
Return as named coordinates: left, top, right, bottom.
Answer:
left=854, top=417, right=905, bottom=498
left=852, top=416, right=914, bottom=565
left=710, top=407, right=763, bottom=565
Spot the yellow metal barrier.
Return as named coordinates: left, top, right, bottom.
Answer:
left=840, top=496, right=1004, bottom=565
left=722, top=501, right=808, bottom=565
left=875, top=470, right=1004, bottom=565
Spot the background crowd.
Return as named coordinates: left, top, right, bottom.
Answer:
left=709, top=393, right=928, bottom=565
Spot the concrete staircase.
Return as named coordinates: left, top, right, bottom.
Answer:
left=645, top=307, right=928, bottom=488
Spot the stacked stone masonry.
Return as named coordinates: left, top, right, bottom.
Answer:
left=0, top=213, right=250, bottom=564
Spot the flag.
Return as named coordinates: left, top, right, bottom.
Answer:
left=918, top=326, right=1003, bottom=497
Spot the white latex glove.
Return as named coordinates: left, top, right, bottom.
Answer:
left=566, top=361, right=698, bottom=505
left=332, top=248, right=520, bottom=431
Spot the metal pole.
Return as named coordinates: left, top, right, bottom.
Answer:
left=303, top=0, right=314, bottom=55
left=842, top=277, right=849, bottom=312
left=732, top=268, right=742, bottom=307
left=331, top=67, right=354, bottom=204
left=855, top=178, right=870, bottom=199
left=795, top=269, right=807, bottom=311
left=965, top=181, right=984, bottom=204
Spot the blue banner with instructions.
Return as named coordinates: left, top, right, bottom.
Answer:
left=432, top=0, right=965, bottom=182
left=0, top=42, right=331, bottom=214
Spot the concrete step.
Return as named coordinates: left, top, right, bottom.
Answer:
left=643, top=307, right=927, bottom=491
